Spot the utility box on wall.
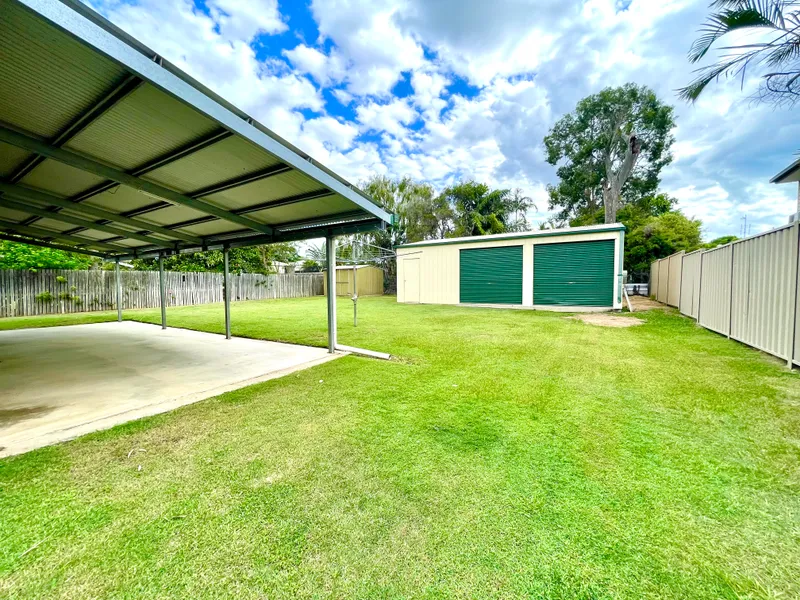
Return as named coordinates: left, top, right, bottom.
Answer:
left=396, top=224, right=625, bottom=312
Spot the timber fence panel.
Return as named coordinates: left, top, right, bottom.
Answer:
left=0, top=270, right=323, bottom=317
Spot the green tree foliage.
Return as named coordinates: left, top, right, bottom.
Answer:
left=680, top=1, right=800, bottom=107
left=626, top=210, right=703, bottom=281
left=131, top=243, right=300, bottom=274
left=0, top=239, right=96, bottom=271
left=443, top=181, right=534, bottom=237
left=703, top=234, right=739, bottom=249
left=544, top=84, right=676, bottom=223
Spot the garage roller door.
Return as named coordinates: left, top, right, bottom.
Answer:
left=460, top=246, right=523, bottom=304
left=534, top=240, right=615, bottom=306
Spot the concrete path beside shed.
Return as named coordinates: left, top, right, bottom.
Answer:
left=0, top=322, right=340, bottom=457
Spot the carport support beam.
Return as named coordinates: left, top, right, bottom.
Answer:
left=159, top=252, right=167, bottom=330
left=326, top=235, right=337, bottom=353
left=223, top=247, right=231, bottom=340
left=115, top=258, right=122, bottom=322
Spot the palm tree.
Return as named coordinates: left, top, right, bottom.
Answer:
left=679, top=1, right=800, bottom=107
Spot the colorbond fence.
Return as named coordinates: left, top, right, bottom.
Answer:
left=0, top=269, right=324, bottom=317
left=651, top=222, right=800, bottom=367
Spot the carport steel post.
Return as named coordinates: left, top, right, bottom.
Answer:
left=223, top=247, right=231, bottom=340
left=158, top=252, right=167, bottom=330
left=326, top=235, right=337, bottom=353
left=115, top=258, right=122, bottom=322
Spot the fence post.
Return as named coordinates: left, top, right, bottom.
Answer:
left=788, top=223, right=800, bottom=368
left=696, top=251, right=704, bottom=323
left=727, top=243, right=735, bottom=338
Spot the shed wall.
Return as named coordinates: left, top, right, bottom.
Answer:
left=397, top=230, right=622, bottom=309
left=679, top=250, right=702, bottom=319
left=698, top=245, right=733, bottom=336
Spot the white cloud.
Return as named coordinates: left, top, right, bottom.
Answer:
left=355, top=99, right=418, bottom=136
left=86, top=0, right=800, bottom=239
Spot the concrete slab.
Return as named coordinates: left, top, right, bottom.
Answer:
left=0, top=322, right=340, bottom=457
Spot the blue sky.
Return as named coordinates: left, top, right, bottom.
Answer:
left=87, top=0, right=800, bottom=239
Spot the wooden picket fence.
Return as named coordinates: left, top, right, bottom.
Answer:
left=0, top=269, right=324, bottom=317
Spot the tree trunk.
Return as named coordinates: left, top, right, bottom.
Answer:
left=602, top=133, right=641, bottom=224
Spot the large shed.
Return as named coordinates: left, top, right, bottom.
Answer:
left=396, top=224, right=625, bottom=311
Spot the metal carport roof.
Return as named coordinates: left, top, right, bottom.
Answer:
left=0, top=0, right=392, bottom=261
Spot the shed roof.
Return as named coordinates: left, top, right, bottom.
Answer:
left=397, top=223, right=625, bottom=249
left=0, top=0, right=391, bottom=260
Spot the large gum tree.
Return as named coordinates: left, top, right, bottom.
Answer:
left=544, top=84, right=676, bottom=224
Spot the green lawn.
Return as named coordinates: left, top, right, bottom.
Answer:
left=1, top=297, right=799, bottom=599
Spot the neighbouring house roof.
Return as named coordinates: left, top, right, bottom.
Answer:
left=0, top=0, right=391, bottom=261
left=396, top=223, right=626, bottom=249
left=770, top=157, right=800, bottom=184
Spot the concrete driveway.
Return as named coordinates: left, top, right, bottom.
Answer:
left=0, top=322, right=339, bottom=457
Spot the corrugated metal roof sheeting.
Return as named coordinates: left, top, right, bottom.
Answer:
left=133, top=204, right=209, bottom=227
left=203, top=170, right=322, bottom=211
left=0, top=0, right=126, bottom=138
left=19, top=160, right=107, bottom=197
left=66, top=84, right=219, bottom=170
left=144, top=136, right=280, bottom=193
left=246, top=195, right=354, bottom=226
left=176, top=219, right=242, bottom=237
left=730, top=224, right=798, bottom=361
left=0, top=206, right=32, bottom=221
left=679, top=250, right=702, bottom=319
left=0, top=143, right=31, bottom=177
left=81, top=186, right=161, bottom=214
left=698, top=245, right=733, bottom=336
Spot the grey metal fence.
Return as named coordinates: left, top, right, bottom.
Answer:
left=651, top=222, right=800, bottom=367
left=0, top=269, right=324, bottom=317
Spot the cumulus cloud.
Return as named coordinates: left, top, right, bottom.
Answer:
left=87, top=0, right=799, bottom=237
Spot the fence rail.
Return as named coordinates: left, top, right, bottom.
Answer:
left=0, top=269, right=324, bottom=318
left=651, top=222, right=800, bottom=367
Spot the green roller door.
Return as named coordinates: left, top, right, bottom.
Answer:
left=460, top=246, right=523, bottom=304
left=534, top=240, right=615, bottom=306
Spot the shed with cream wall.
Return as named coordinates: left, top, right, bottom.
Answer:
left=396, top=224, right=624, bottom=311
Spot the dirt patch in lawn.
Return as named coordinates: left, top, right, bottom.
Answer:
left=569, top=314, right=644, bottom=328
left=629, top=296, right=666, bottom=311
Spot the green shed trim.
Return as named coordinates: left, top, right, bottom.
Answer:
left=397, top=225, right=625, bottom=249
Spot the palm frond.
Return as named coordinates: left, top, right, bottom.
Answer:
left=689, top=5, right=780, bottom=64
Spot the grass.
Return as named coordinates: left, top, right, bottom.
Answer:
left=1, top=296, right=799, bottom=599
